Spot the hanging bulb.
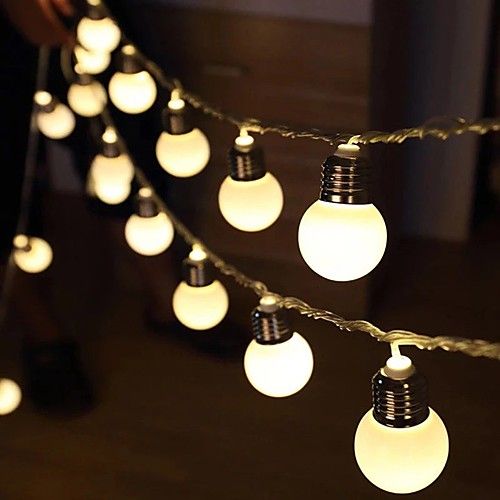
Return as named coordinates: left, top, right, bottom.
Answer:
left=218, top=132, right=283, bottom=232
left=124, top=188, right=174, bottom=256
left=155, top=90, right=210, bottom=177
left=108, top=45, right=157, bottom=114
left=172, top=245, right=229, bottom=330
left=243, top=296, right=313, bottom=398
left=76, top=0, right=121, bottom=54
left=34, top=91, right=75, bottom=139
left=354, top=353, right=449, bottom=494
left=74, top=44, right=110, bottom=75
left=298, top=143, right=387, bottom=281
left=67, top=66, right=107, bottom=117
left=0, top=378, right=22, bottom=416
left=13, top=235, right=53, bottom=273
left=90, top=127, right=134, bottom=205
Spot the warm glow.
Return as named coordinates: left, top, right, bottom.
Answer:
left=172, top=280, right=229, bottom=330
left=156, top=129, right=210, bottom=177
left=36, top=103, right=75, bottom=139
left=124, top=212, right=174, bottom=256
left=0, top=379, right=22, bottom=416
left=74, top=45, right=110, bottom=74
left=298, top=201, right=387, bottom=281
left=94, top=179, right=131, bottom=204
left=77, top=17, right=121, bottom=53
left=168, top=98, right=185, bottom=111
left=13, top=236, right=53, bottom=273
left=90, top=153, right=134, bottom=186
left=34, top=91, right=52, bottom=106
left=67, top=81, right=107, bottom=117
left=244, top=332, right=314, bottom=398
left=354, top=408, right=449, bottom=494
left=108, top=71, right=157, bottom=114
left=218, top=172, right=284, bottom=232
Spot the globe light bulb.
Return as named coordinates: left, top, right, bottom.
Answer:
left=298, top=144, right=387, bottom=281
left=108, top=45, right=157, bottom=114
left=243, top=296, right=313, bottom=398
left=67, top=69, right=107, bottom=117
left=0, top=378, right=22, bottom=416
left=124, top=188, right=174, bottom=256
left=172, top=246, right=229, bottom=330
left=155, top=92, right=210, bottom=177
left=76, top=2, right=121, bottom=54
left=74, top=44, right=110, bottom=75
left=34, top=91, right=75, bottom=139
left=13, top=235, right=53, bottom=273
left=354, top=354, right=449, bottom=494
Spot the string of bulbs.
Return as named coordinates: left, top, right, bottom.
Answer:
left=1, top=0, right=499, bottom=494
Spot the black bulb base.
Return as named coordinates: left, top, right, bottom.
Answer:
left=135, top=190, right=159, bottom=218
left=161, top=105, right=193, bottom=136
left=182, top=257, right=214, bottom=287
left=251, top=303, right=292, bottom=345
left=228, top=142, right=266, bottom=181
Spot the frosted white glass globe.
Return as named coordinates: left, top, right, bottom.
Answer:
left=13, top=235, right=53, bottom=273
left=172, top=280, right=229, bottom=330
left=77, top=17, right=121, bottom=53
left=124, top=212, right=174, bottom=256
left=156, top=129, right=210, bottom=177
left=94, top=179, right=131, bottom=204
left=244, top=332, right=313, bottom=398
left=298, top=200, right=387, bottom=281
left=67, top=80, right=107, bottom=117
left=218, top=172, right=284, bottom=232
left=354, top=408, right=449, bottom=494
left=90, top=153, right=134, bottom=185
left=0, top=378, right=22, bottom=415
left=36, top=103, right=75, bottom=139
left=74, top=45, right=110, bottom=74
left=109, top=71, right=157, bottom=114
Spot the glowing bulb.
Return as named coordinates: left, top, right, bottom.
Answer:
left=298, top=145, right=386, bottom=281
left=67, top=78, right=107, bottom=117
left=77, top=16, right=121, bottom=53
left=13, top=235, right=53, bottom=273
left=0, top=379, right=22, bottom=415
left=35, top=91, right=75, bottom=139
left=109, top=71, right=157, bottom=114
left=94, top=179, right=131, bottom=204
left=155, top=97, right=210, bottom=177
left=90, top=154, right=134, bottom=188
left=74, top=45, right=110, bottom=74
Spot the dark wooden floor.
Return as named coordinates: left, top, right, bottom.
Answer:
left=0, top=195, right=498, bottom=500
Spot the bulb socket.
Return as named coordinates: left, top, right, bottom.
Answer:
left=182, top=256, right=214, bottom=287
left=251, top=304, right=292, bottom=345
left=101, top=139, right=120, bottom=158
left=35, top=95, right=56, bottom=114
left=228, top=142, right=266, bottom=181
left=116, top=46, right=143, bottom=75
left=161, top=105, right=193, bottom=136
left=372, top=367, right=430, bottom=428
left=86, top=3, right=106, bottom=20
left=74, top=72, right=94, bottom=85
left=319, top=145, right=370, bottom=204
left=135, top=190, right=159, bottom=218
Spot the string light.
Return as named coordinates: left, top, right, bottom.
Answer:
left=34, top=91, right=75, bottom=139
left=172, top=245, right=229, bottom=330
left=155, top=90, right=210, bottom=177
left=354, top=350, right=448, bottom=493
left=243, top=296, right=314, bottom=398
left=0, top=379, right=22, bottom=416
left=124, top=188, right=174, bottom=256
left=73, top=44, right=110, bottom=75
left=108, top=45, right=157, bottom=114
left=12, top=235, right=53, bottom=274
left=298, top=143, right=387, bottom=281
left=218, top=131, right=284, bottom=232
left=67, top=66, right=107, bottom=117
left=90, top=127, right=133, bottom=204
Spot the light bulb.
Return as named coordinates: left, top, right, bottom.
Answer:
left=243, top=296, right=313, bottom=398
left=172, top=246, right=229, bottom=330
left=13, top=235, right=53, bottom=273
left=354, top=355, right=449, bottom=494
left=94, top=179, right=131, bottom=204
left=155, top=94, right=210, bottom=177
left=218, top=133, right=283, bottom=231
left=124, top=188, right=174, bottom=256
left=67, top=74, right=107, bottom=117
left=0, top=378, right=22, bottom=415
left=298, top=144, right=387, bottom=281
left=108, top=46, right=157, bottom=114
left=76, top=3, right=121, bottom=54
left=35, top=91, right=75, bottom=139
left=74, top=44, right=110, bottom=74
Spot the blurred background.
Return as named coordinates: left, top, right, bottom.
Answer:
left=0, top=0, right=499, bottom=498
